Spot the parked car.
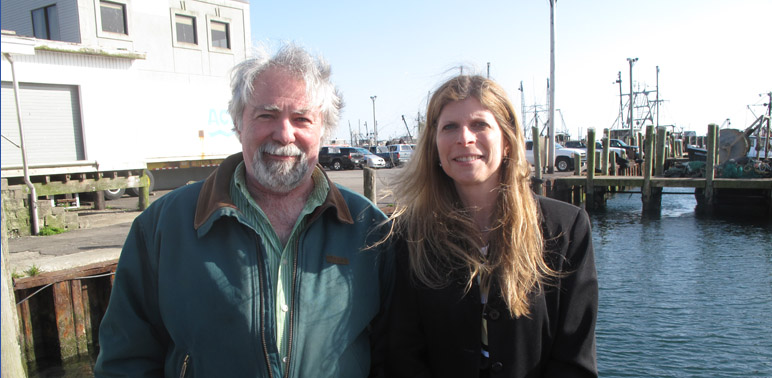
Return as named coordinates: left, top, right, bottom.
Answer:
left=368, top=145, right=394, bottom=168
left=565, top=140, right=627, bottom=160
left=387, top=144, right=414, bottom=167
left=318, top=146, right=362, bottom=170
left=351, top=147, right=387, bottom=168
left=564, top=140, right=629, bottom=167
left=524, top=140, right=586, bottom=172
left=609, top=139, right=640, bottom=160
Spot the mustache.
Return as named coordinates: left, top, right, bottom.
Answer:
left=258, top=143, right=304, bottom=157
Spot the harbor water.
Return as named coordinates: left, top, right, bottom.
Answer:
left=593, top=189, right=772, bottom=377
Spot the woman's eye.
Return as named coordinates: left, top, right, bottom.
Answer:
left=441, top=123, right=457, bottom=131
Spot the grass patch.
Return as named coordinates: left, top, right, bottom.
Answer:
left=38, top=226, right=65, bottom=236
left=11, top=271, right=22, bottom=280
left=24, top=265, right=42, bottom=277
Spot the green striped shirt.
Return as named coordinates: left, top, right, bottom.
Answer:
left=231, top=162, right=329, bottom=369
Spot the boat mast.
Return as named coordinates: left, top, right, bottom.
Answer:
left=548, top=0, right=556, bottom=173
left=656, top=66, right=660, bottom=128
left=627, top=57, right=638, bottom=144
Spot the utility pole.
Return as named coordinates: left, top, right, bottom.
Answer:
left=627, top=57, right=638, bottom=143
left=401, top=115, right=413, bottom=141
left=656, top=66, right=660, bottom=128
left=615, top=72, right=623, bottom=129
left=487, top=62, right=490, bottom=78
left=364, top=121, right=369, bottom=145
left=547, top=0, right=557, bottom=173
left=348, top=120, right=353, bottom=146
left=370, top=96, right=378, bottom=145
left=519, top=81, right=526, bottom=136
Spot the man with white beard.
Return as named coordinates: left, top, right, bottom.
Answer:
left=95, top=44, right=393, bottom=378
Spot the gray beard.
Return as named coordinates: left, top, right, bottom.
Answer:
left=250, top=143, right=310, bottom=193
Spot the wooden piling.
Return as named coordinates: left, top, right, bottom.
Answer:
left=705, top=123, right=718, bottom=206
left=586, top=129, right=597, bottom=211
left=363, top=168, right=376, bottom=205
left=139, top=171, right=150, bottom=210
left=655, top=126, right=667, bottom=176
left=532, top=127, right=543, bottom=195
left=601, top=134, right=610, bottom=175
left=642, top=126, right=656, bottom=213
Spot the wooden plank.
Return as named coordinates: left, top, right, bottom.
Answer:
left=17, top=290, right=36, bottom=364
left=25, top=176, right=143, bottom=197
left=53, top=281, right=78, bottom=360
left=71, top=280, right=89, bottom=356
left=13, top=260, right=118, bottom=290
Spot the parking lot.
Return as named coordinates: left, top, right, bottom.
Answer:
left=325, top=166, right=404, bottom=205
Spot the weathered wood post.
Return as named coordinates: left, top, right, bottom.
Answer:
left=585, top=129, right=597, bottom=210
left=573, top=152, right=582, bottom=176
left=2, top=198, right=27, bottom=377
left=94, top=190, right=105, bottom=211
left=532, top=127, right=543, bottom=196
left=655, top=126, right=667, bottom=176
left=53, top=281, right=89, bottom=360
left=601, top=134, right=610, bottom=175
left=642, top=125, right=658, bottom=214
left=571, top=152, right=582, bottom=205
left=138, top=170, right=150, bottom=211
left=705, top=123, right=718, bottom=206
left=363, top=168, right=376, bottom=205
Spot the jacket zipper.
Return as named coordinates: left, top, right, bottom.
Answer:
left=254, top=234, right=275, bottom=378
left=283, top=236, right=301, bottom=378
left=179, top=354, right=190, bottom=378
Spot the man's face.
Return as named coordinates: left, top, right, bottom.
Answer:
left=240, top=67, right=323, bottom=193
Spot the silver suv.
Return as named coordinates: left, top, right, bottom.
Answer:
left=524, top=141, right=586, bottom=172
left=387, top=144, right=413, bottom=166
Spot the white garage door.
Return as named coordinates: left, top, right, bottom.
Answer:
left=1, top=82, right=85, bottom=166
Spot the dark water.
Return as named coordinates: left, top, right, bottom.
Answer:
left=592, top=189, right=772, bottom=377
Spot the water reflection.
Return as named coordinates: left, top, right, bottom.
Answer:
left=592, top=190, right=772, bottom=377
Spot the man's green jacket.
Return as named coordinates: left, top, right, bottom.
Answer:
left=95, top=153, right=393, bottom=377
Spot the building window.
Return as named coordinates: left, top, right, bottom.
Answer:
left=100, top=0, right=127, bottom=34
left=31, top=5, right=60, bottom=41
left=175, top=14, right=197, bottom=44
left=210, top=20, right=230, bottom=49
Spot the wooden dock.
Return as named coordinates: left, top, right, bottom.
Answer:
left=533, top=124, right=772, bottom=216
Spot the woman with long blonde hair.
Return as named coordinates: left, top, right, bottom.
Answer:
left=385, top=74, right=597, bottom=378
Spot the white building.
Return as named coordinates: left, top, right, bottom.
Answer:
left=1, top=0, right=250, bottom=185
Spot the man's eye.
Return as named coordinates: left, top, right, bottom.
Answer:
left=295, top=116, right=313, bottom=125
left=256, top=114, right=274, bottom=120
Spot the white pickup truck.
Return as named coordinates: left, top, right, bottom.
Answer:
left=524, top=141, right=586, bottom=172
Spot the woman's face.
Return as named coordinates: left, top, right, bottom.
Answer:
left=435, top=97, right=508, bottom=194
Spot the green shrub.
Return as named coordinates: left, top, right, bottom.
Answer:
left=38, top=226, right=65, bottom=236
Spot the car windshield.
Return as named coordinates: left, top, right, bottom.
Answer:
left=356, top=148, right=374, bottom=155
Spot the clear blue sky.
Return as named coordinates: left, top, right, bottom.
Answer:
left=250, top=0, right=772, bottom=142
